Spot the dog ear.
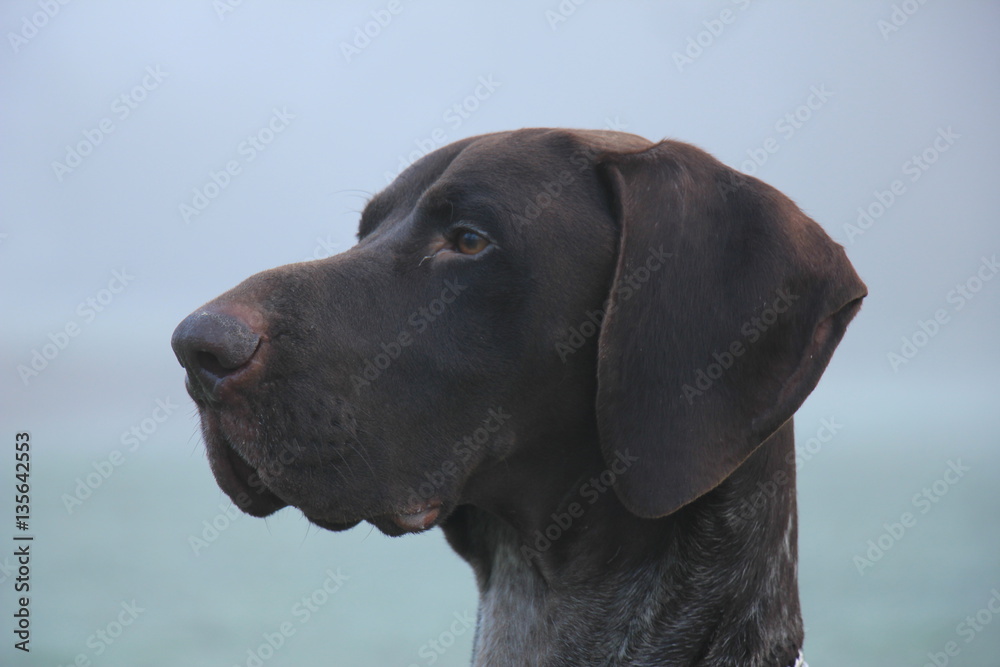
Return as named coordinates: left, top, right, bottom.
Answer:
left=594, top=141, right=866, bottom=518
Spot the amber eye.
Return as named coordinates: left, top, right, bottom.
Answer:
left=454, top=229, right=490, bottom=255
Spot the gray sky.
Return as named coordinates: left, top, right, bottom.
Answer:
left=3, top=2, right=998, bottom=428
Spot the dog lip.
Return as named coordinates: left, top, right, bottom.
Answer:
left=203, top=419, right=288, bottom=517
left=388, top=499, right=442, bottom=533
left=307, top=516, right=363, bottom=532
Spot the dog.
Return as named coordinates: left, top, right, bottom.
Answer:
left=172, top=128, right=865, bottom=666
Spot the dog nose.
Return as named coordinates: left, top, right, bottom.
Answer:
left=171, top=307, right=262, bottom=401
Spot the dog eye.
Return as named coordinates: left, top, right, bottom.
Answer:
left=454, top=229, right=490, bottom=255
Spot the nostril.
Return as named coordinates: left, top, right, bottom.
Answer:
left=171, top=307, right=263, bottom=398
left=195, top=350, right=232, bottom=378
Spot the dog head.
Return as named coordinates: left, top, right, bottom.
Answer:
left=172, top=129, right=865, bottom=535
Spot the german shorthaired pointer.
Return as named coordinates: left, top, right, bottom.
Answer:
left=172, top=129, right=865, bottom=666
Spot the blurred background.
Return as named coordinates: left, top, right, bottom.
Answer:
left=1, top=1, right=998, bottom=665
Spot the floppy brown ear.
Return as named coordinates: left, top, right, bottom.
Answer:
left=595, top=141, right=866, bottom=518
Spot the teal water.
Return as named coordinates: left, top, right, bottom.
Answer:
left=2, top=381, right=998, bottom=666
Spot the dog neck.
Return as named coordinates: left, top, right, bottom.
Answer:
left=442, top=422, right=803, bottom=666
